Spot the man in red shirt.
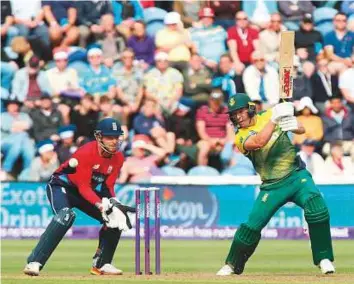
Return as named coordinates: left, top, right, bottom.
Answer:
left=227, top=11, right=259, bottom=73
left=24, top=118, right=135, bottom=276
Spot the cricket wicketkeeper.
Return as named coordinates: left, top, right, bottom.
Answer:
left=217, top=93, right=335, bottom=276
left=24, top=118, right=135, bottom=276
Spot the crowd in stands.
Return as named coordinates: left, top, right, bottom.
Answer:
left=1, top=0, right=354, bottom=182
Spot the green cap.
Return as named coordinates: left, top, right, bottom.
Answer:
left=227, top=93, right=252, bottom=113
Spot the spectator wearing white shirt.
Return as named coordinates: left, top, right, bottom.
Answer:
left=324, top=142, right=354, bottom=176
left=242, top=50, right=279, bottom=107
left=339, top=54, right=354, bottom=113
left=298, top=139, right=325, bottom=177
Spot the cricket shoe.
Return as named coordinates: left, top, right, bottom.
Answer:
left=216, top=264, right=234, bottom=276
left=23, top=262, right=41, bottom=276
left=319, top=259, right=335, bottom=274
left=90, top=264, right=123, bottom=275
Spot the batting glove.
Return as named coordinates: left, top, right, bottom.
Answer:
left=271, top=102, right=295, bottom=123
left=279, top=116, right=299, bottom=131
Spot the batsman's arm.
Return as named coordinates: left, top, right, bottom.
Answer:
left=244, top=121, right=276, bottom=151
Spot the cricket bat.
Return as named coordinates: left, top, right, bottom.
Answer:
left=279, top=31, right=295, bottom=100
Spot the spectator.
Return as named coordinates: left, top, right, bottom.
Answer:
left=155, top=12, right=193, bottom=71
left=243, top=0, right=278, bottom=30
left=22, top=139, right=59, bottom=181
left=295, top=14, right=323, bottom=63
left=173, top=0, right=205, bottom=28
left=293, top=97, right=323, bottom=146
left=298, top=139, right=325, bottom=177
left=70, top=94, right=99, bottom=141
left=181, top=53, right=212, bottom=108
left=42, top=1, right=80, bottom=47
left=278, top=0, right=314, bottom=31
left=210, top=0, right=241, bottom=30
left=212, top=53, right=244, bottom=101
left=11, top=55, right=51, bottom=104
left=55, top=124, right=78, bottom=163
left=189, top=7, right=227, bottom=70
left=111, top=0, right=144, bottom=40
left=196, top=90, right=233, bottom=165
left=98, top=95, right=125, bottom=131
left=243, top=50, right=279, bottom=106
left=1, top=0, right=18, bottom=48
left=118, top=134, right=167, bottom=183
left=339, top=54, right=354, bottom=112
left=1, top=61, right=17, bottom=97
left=140, top=0, right=155, bottom=9
left=227, top=11, right=259, bottom=73
left=133, top=99, right=176, bottom=154
left=11, top=0, right=50, bottom=47
left=127, top=20, right=155, bottom=68
left=311, top=58, right=340, bottom=113
left=112, top=48, right=144, bottom=120
left=92, top=14, right=126, bottom=68
left=324, top=13, right=354, bottom=67
left=81, top=47, right=116, bottom=101
left=1, top=99, right=35, bottom=180
left=322, top=95, right=354, bottom=157
left=76, top=0, right=112, bottom=47
left=258, top=13, right=285, bottom=67
left=324, top=142, right=354, bottom=175
left=46, top=48, right=82, bottom=99
left=293, top=55, right=313, bottom=101
left=143, top=51, right=183, bottom=117
left=29, top=93, right=63, bottom=142
left=8, top=36, right=33, bottom=68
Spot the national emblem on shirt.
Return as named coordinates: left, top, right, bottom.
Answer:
left=107, top=165, right=113, bottom=174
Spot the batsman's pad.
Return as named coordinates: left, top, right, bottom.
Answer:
left=304, top=194, right=329, bottom=224
left=93, top=226, right=122, bottom=268
left=27, top=208, right=76, bottom=267
left=226, top=224, right=261, bottom=274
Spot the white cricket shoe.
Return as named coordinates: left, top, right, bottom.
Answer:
left=23, top=262, right=41, bottom=276
left=90, top=263, right=123, bottom=275
left=216, top=264, right=234, bottom=276
left=319, top=259, right=335, bottom=274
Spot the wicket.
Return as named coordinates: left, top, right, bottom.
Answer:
left=135, top=187, right=161, bottom=275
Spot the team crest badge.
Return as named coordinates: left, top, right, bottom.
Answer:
left=107, top=166, right=113, bottom=174
left=229, top=97, right=236, bottom=106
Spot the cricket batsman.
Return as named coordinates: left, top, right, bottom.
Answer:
left=217, top=93, right=335, bottom=276
left=24, top=117, right=135, bottom=276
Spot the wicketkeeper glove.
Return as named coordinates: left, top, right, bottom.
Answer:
left=271, top=102, right=295, bottom=123
left=278, top=116, right=299, bottom=131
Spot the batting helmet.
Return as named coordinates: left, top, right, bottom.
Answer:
left=95, top=117, right=124, bottom=137
left=227, top=93, right=256, bottom=117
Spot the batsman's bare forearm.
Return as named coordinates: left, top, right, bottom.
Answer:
left=292, top=119, right=305, bottom=134
left=244, top=121, right=276, bottom=151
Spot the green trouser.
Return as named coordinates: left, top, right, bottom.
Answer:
left=226, top=169, right=334, bottom=273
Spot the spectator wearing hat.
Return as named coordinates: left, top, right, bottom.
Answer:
left=212, top=53, right=244, bottom=101
left=295, top=14, right=323, bottom=63
left=293, top=97, right=323, bottom=147
left=324, top=13, right=354, bottom=67
left=298, top=139, right=325, bottom=177
left=278, top=0, right=314, bottom=31
left=81, top=47, right=117, bottom=101
left=325, top=142, right=354, bottom=176
left=12, top=55, right=51, bottom=104
left=76, top=0, right=112, bottom=47
left=127, top=20, right=155, bottom=68
left=173, top=0, right=206, bottom=28
left=21, top=139, right=59, bottom=181
left=311, top=58, right=340, bottom=114
left=92, top=13, right=126, bottom=68
left=46, top=48, right=82, bottom=99
left=70, top=94, right=99, bottom=141
left=243, top=50, right=279, bottom=107
left=55, top=125, right=78, bottom=163
left=259, top=13, right=286, bottom=68
left=29, top=93, right=63, bottom=142
left=196, top=89, right=233, bottom=166
left=181, top=53, right=212, bottom=108
left=133, top=99, right=176, bottom=154
left=227, top=11, right=259, bottom=74
left=322, top=96, right=354, bottom=158
left=189, top=7, right=227, bottom=71
left=118, top=134, right=167, bottom=183
left=339, top=54, right=354, bottom=113
left=210, top=0, right=241, bottom=31
left=42, top=1, right=80, bottom=47
left=0, top=99, right=35, bottom=181
left=11, top=0, right=50, bottom=47
left=155, top=11, right=194, bottom=71
left=143, top=51, right=184, bottom=116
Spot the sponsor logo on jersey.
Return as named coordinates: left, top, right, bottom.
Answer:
left=93, top=164, right=100, bottom=170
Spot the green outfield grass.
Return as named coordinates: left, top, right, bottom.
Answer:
left=2, top=239, right=354, bottom=284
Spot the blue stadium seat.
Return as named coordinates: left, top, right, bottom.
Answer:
left=143, top=7, right=167, bottom=37
left=221, top=166, right=256, bottom=176
left=315, top=22, right=334, bottom=37
left=161, top=166, right=186, bottom=176
left=187, top=166, right=220, bottom=176
left=313, top=7, right=338, bottom=25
